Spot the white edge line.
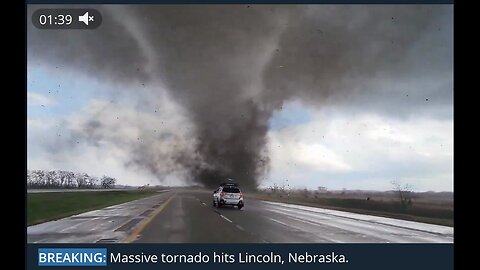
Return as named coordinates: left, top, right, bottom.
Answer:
left=220, top=215, right=233, bottom=223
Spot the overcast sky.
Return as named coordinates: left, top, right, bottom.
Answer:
left=27, top=5, right=453, bottom=191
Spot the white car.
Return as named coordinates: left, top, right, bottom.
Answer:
left=213, top=183, right=244, bottom=209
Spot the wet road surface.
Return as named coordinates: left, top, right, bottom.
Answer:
left=27, top=190, right=453, bottom=243
left=134, top=190, right=453, bottom=243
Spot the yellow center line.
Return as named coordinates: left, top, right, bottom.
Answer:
left=121, top=192, right=176, bottom=243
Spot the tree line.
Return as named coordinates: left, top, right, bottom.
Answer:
left=27, top=170, right=116, bottom=189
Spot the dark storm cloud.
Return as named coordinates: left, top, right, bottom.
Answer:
left=260, top=6, right=452, bottom=115
left=27, top=5, right=150, bottom=82
left=27, top=5, right=453, bottom=189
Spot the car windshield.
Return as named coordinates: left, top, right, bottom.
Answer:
left=223, top=187, right=240, bottom=193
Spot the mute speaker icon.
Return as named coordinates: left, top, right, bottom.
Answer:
left=79, top=12, right=91, bottom=26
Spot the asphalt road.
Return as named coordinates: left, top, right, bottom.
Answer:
left=28, top=191, right=172, bottom=243
left=133, top=190, right=453, bottom=243
left=27, top=189, right=453, bottom=243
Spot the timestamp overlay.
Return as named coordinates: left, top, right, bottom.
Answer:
left=32, top=9, right=102, bottom=29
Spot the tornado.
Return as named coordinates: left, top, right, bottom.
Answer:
left=27, top=5, right=452, bottom=189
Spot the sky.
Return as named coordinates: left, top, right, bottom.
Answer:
left=27, top=5, right=453, bottom=191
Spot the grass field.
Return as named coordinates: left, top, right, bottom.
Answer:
left=27, top=190, right=159, bottom=226
left=250, top=191, right=453, bottom=227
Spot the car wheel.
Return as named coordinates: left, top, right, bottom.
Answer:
left=212, top=200, right=216, bottom=207
left=238, top=205, right=243, bottom=210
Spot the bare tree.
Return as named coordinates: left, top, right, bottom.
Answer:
left=101, top=176, right=116, bottom=189
left=303, top=188, right=309, bottom=198
left=87, top=176, right=98, bottom=188
left=391, top=180, right=414, bottom=209
left=317, top=186, right=327, bottom=192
